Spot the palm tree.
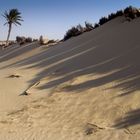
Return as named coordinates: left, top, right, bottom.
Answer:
left=3, top=9, right=23, bottom=46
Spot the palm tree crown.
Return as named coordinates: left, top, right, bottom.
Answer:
left=3, top=9, right=23, bottom=26
left=3, top=9, right=23, bottom=47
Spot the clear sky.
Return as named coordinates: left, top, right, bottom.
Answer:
left=0, top=0, right=140, bottom=40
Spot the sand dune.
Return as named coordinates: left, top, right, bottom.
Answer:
left=0, top=16, right=140, bottom=139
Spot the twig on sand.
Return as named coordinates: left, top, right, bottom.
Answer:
left=20, top=81, right=40, bottom=96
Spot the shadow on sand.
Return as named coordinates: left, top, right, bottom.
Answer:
left=1, top=18, right=140, bottom=127
left=114, top=109, right=140, bottom=129
left=0, top=18, right=140, bottom=97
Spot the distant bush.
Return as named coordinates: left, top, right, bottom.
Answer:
left=77, top=24, right=85, bottom=33
left=94, top=23, right=100, bottom=29
left=16, top=36, right=33, bottom=45
left=116, top=10, right=124, bottom=16
left=64, top=26, right=83, bottom=40
left=85, top=22, right=94, bottom=31
left=124, top=6, right=136, bottom=19
left=108, top=13, right=116, bottom=20
left=9, top=41, right=15, bottom=46
left=99, top=17, right=109, bottom=25
left=39, top=35, right=44, bottom=45
left=26, top=37, right=32, bottom=43
left=47, top=40, right=56, bottom=44
left=16, top=36, right=26, bottom=45
left=63, top=6, right=140, bottom=41
left=19, top=41, right=25, bottom=45
left=107, top=10, right=124, bottom=21
left=16, top=36, right=22, bottom=43
left=124, top=6, right=140, bottom=19
left=33, top=39, right=38, bottom=42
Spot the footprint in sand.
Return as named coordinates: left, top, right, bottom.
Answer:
left=8, top=74, right=22, bottom=78
left=84, top=123, right=105, bottom=135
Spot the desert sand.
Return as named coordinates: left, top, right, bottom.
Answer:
left=0, top=16, right=140, bottom=140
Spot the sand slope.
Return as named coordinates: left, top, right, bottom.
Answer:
left=0, top=16, right=140, bottom=139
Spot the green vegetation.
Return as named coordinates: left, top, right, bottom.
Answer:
left=64, top=26, right=82, bottom=40
left=64, top=6, right=140, bottom=41
left=1, top=6, right=140, bottom=47
left=16, top=36, right=33, bottom=45
left=64, top=22, right=94, bottom=40
left=85, top=22, right=94, bottom=31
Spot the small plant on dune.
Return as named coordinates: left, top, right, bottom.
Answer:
left=3, top=9, right=23, bottom=47
left=124, top=6, right=140, bottom=19
left=33, top=39, right=38, bottom=42
left=63, top=6, right=140, bottom=41
left=47, top=39, right=56, bottom=44
left=94, top=23, right=100, bottom=29
left=16, top=36, right=26, bottom=45
left=99, top=17, right=108, bottom=25
left=26, top=37, right=32, bottom=43
left=115, top=10, right=124, bottom=16
left=39, top=35, right=44, bottom=45
left=64, top=26, right=83, bottom=40
left=8, top=41, right=15, bottom=46
left=76, top=24, right=85, bottom=33
left=107, top=10, right=123, bottom=20
left=16, top=36, right=21, bottom=43
left=85, top=21, right=94, bottom=31
left=124, top=6, right=136, bottom=19
left=16, top=36, right=33, bottom=45
left=108, top=13, right=116, bottom=20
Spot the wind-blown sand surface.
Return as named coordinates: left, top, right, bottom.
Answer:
left=0, top=16, right=140, bottom=139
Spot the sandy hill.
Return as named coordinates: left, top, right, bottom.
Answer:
left=0, top=16, right=140, bottom=139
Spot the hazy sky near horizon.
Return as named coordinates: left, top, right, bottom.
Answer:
left=0, top=0, right=140, bottom=40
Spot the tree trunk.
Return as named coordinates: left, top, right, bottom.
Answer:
left=5, top=23, right=12, bottom=47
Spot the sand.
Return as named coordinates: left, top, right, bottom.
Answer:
left=0, top=16, right=140, bottom=139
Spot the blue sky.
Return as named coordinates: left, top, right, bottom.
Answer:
left=0, top=0, right=140, bottom=40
